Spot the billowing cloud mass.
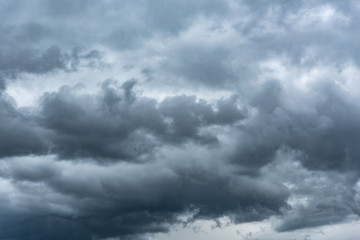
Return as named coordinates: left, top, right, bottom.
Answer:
left=1, top=0, right=360, bottom=239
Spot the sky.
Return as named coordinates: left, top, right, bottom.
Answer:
left=1, top=0, right=360, bottom=239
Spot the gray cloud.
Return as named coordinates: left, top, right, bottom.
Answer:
left=0, top=44, right=106, bottom=90
left=0, top=151, right=289, bottom=240
left=0, top=92, right=48, bottom=157
left=1, top=0, right=360, bottom=239
left=37, top=80, right=244, bottom=159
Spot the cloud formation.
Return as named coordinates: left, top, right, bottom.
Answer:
left=1, top=0, right=360, bottom=239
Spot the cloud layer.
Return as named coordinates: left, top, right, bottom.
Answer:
left=1, top=0, right=360, bottom=239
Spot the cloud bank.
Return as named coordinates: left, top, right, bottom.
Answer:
left=1, top=0, right=360, bottom=239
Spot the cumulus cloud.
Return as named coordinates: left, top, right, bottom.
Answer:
left=35, top=79, right=244, bottom=160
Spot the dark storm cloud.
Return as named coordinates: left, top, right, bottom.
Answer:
left=0, top=153, right=289, bottom=240
left=0, top=212, right=173, bottom=240
left=230, top=79, right=360, bottom=172
left=38, top=80, right=244, bottom=159
left=1, top=0, right=360, bottom=239
left=0, top=42, right=109, bottom=157
left=159, top=94, right=244, bottom=143
left=38, top=80, right=161, bottom=159
left=0, top=92, right=48, bottom=158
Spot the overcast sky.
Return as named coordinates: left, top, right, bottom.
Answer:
left=1, top=0, right=360, bottom=239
